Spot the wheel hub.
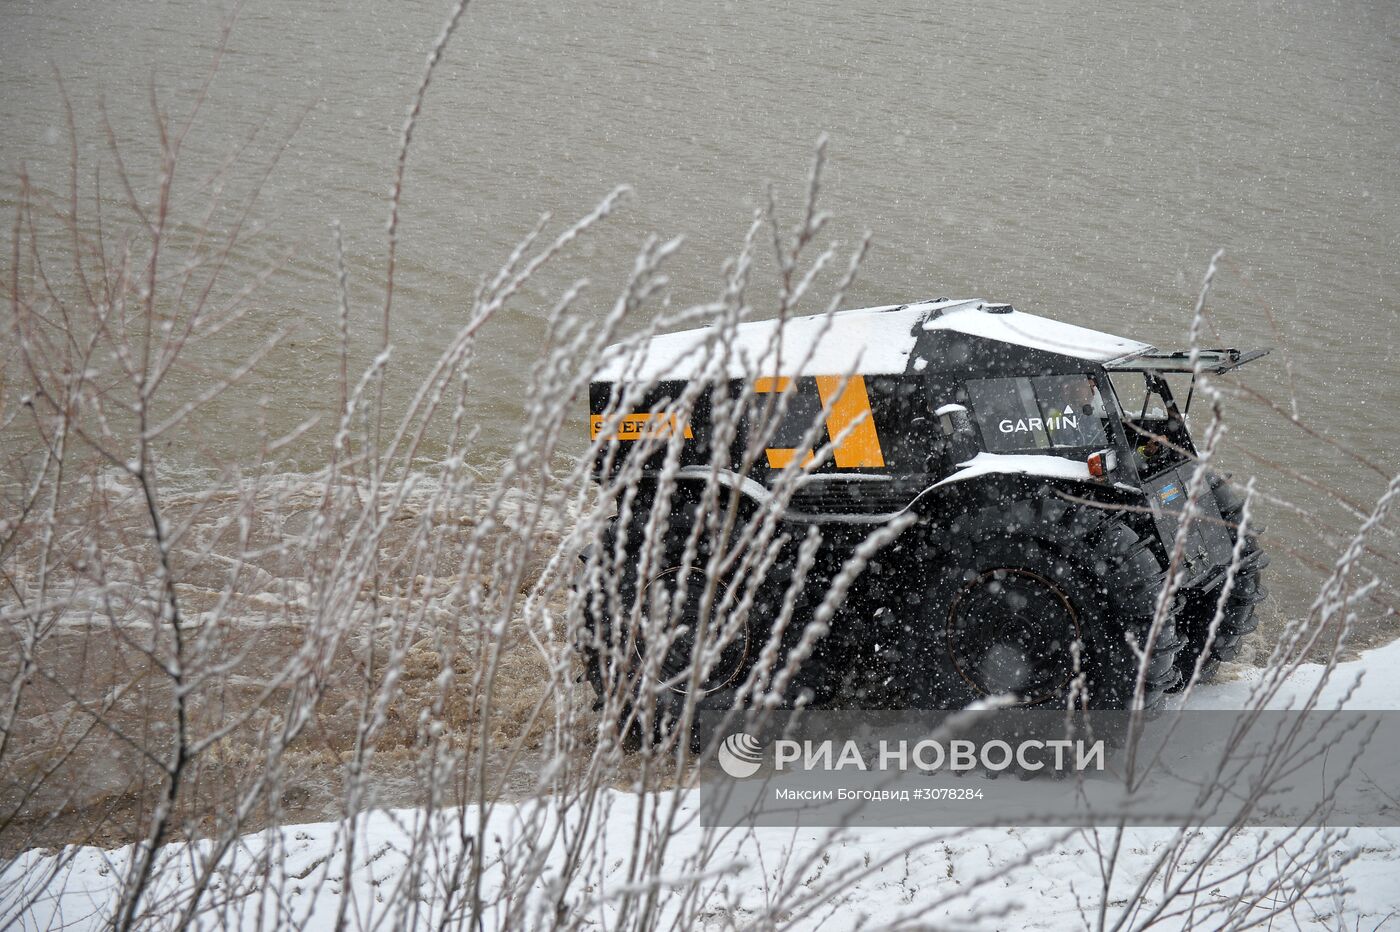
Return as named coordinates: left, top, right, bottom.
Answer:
left=945, top=567, right=1082, bottom=703
left=638, top=566, right=749, bottom=694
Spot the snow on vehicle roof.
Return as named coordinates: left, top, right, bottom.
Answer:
left=595, top=299, right=1152, bottom=381
left=926, top=303, right=1151, bottom=364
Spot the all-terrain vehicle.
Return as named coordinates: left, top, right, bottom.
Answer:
left=581, top=298, right=1268, bottom=718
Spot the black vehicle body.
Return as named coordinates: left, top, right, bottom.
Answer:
left=583, top=299, right=1268, bottom=713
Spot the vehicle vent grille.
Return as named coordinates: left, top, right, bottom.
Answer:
left=784, top=478, right=923, bottom=516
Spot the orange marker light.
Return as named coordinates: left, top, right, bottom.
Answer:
left=1087, top=449, right=1117, bottom=478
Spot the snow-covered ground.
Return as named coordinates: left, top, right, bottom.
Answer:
left=1184, top=637, right=1400, bottom=712
left=7, top=641, right=1400, bottom=930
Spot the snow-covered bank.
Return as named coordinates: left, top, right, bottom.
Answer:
left=1182, top=637, right=1400, bottom=711
left=12, top=804, right=1395, bottom=930
left=7, top=641, right=1400, bottom=931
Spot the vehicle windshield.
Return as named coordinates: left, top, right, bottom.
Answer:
left=965, top=374, right=1110, bottom=453
left=1108, top=371, right=1195, bottom=477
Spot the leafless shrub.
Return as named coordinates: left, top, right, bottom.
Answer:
left=1, top=5, right=1396, bottom=931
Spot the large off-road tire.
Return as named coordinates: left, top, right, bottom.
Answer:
left=1171, top=472, right=1269, bottom=686
left=891, top=495, right=1185, bottom=710
left=581, top=511, right=756, bottom=745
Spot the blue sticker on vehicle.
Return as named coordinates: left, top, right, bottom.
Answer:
left=1158, top=483, right=1182, bottom=505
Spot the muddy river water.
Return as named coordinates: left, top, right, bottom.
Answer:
left=2, top=0, right=1397, bottom=621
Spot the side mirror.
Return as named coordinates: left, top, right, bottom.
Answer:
left=935, top=403, right=979, bottom=466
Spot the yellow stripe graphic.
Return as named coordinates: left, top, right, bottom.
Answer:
left=753, top=376, right=813, bottom=468
left=815, top=375, right=885, bottom=468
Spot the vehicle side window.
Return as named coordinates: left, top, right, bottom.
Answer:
left=966, top=375, right=1108, bottom=453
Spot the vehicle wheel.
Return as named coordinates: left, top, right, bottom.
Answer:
left=581, top=511, right=755, bottom=746
left=893, top=495, right=1184, bottom=710
left=1171, top=472, right=1269, bottom=687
